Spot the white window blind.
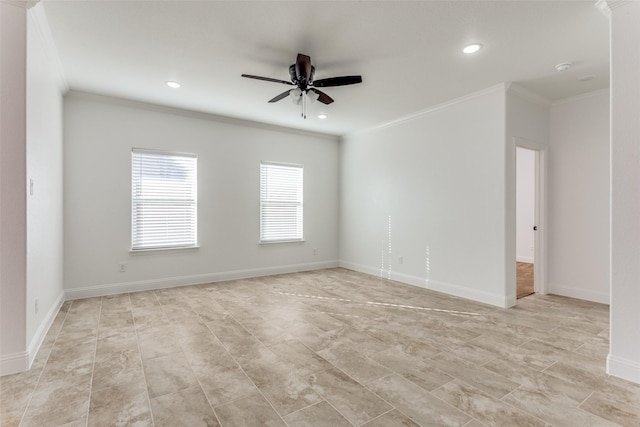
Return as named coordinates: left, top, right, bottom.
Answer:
left=132, top=149, right=197, bottom=250
left=260, top=162, right=303, bottom=243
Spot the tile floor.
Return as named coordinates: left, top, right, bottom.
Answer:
left=1, top=268, right=639, bottom=426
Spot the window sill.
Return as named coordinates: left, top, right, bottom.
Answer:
left=259, top=240, right=305, bottom=245
left=130, top=246, right=200, bottom=255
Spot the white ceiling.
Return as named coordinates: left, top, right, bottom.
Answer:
left=41, top=0, right=609, bottom=136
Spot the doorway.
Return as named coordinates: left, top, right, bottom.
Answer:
left=516, top=147, right=536, bottom=298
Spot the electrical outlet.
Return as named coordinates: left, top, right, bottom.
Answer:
left=118, top=263, right=126, bottom=272
left=35, top=298, right=39, bottom=314
left=313, top=248, right=317, bottom=255
left=398, top=256, right=404, bottom=265
left=29, top=179, right=34, bottom=196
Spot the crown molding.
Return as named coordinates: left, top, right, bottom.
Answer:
left=551, top=88, right=610, bottom=107
left=345, top=83, right=509, bottom=138
left=506, top=82, right=551, bottom=108
left=595, top=0, right=611, bottom=17
left=606, top=0, right=633, bottom=11
left=1, top=0, right=40, bottom=9
left=65, top=90, right=340, bottom=141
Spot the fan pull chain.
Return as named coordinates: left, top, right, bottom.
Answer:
left=302, top=92, right=306, bottom=119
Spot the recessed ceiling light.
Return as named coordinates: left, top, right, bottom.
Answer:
left=318, top=113, right=328, bottom=120
left=462, top=43, right=482, bottom=54
left=166, top=81, right=181, bottom=89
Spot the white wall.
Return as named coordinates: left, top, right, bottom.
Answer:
left=0, top=0, right=28, bottom=376
left=340, top=85, right=510, bottom=307
left=608, top=0, right=640, bottom=384
left=25, top=2, right=65, bottom=365
left=548, top=90, right=609, bottom=304
left=516, top=147, right=535, bottom=263
left=63, top=93, right=340, bottom=298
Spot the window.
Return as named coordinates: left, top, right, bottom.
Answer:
left=131, top=149, right=197, bottom=250
left=260, top=162, right=303, bottom=243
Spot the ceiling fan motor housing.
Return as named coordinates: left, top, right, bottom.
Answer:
left=289, top=64, right=315, bottom=88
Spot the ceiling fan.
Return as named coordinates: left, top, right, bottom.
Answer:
left=242, top=53, right=362, bottom=118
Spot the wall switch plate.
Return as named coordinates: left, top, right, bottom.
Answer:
left=35, top=298, right=39, bottom=314
left=398, top=256, right=404, bottom=264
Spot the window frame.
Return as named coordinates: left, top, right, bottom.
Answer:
left=259, top=161, right=304, bottom=244
left=131, top=148, right=198, bottom=251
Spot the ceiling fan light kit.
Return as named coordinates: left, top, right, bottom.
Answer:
left=242, top=53, right=362, bottom=119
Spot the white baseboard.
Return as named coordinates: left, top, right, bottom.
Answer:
left=27, top=291, right=64, bottom=366
left=547, top=283, right=610, bottom=305
left=1, top=291, right=64, bottom=377
left=339, top=260, right=513, bottom=308
left=65, top=261, right=339, bottom=300
left=607, top=354, right=640, bottom=384
left=0, top=350, right=30, bottom=377
left=516, top=256, right=534, bottom=264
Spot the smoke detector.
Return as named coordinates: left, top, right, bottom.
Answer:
left=555, top=62, right=572, bottom=72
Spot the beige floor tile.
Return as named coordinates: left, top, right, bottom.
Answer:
left=95, top=325, right=138, bottom=354
left=307, top=367, right=392, bottom=425
left=170, top=317, right=212, bottom=337
left=267, top=340, right=334, bottom=377
left=137, top=329, right=182, bottom=360
left=429, top=352, right=520, bottom=399
left=178, top=332, right=226, bottom=358
left=189, top=350, right=257, bottom=406
left=214, top=390, right=286, bottom=427
left=0, top=410, right=23, bottom=427
left=99, top=310, right=135, bottom=329
left=91, top=348, right=145, bottom=391
left=143, top=352, right=199, bottom=398
left=246, top=361, right=322, bottom=416
left=205, top=317, right=252, bottom=348
left=432, top=379, right=545, bottom=426
left=37, top=346, right=94, bottom=385
left=1, top=371, right=40, bottom=427
left=367, top=374, right=470, bottom=426
left=87, top=381, right=152, bottom=426
left=9, top=268, right=637, bottom=427
left=464, top=419, right=490, bottom=427
left=580, top=391, right=640, bottom=426
left=361, top=409, right=420, bottom=427
left=283, top=401, right=351, bottom=427
left=223, top=335, right=282, bottom=372
left=483, top=357, right=591, bottom=405
left=369, top=347, right=453, bottom=391
left=503, top=387, right=619, bottom=426
left=21, top=375, right=91, bottom=427
left=150, top=385, right=220, bottom=427
left=317, top=343, right=392, bottom=384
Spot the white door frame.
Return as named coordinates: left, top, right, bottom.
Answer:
left=514, top=137, right=547, bottom=296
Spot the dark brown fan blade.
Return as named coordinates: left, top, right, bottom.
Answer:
left=310, top=88, right=334, bottom=105
left=241, top=74, right=293, bottom=86
left=268, top=90, right=291, bottom=103
left=295, top=54, right=312, bottom=83
left=313, top=76, right=362, bottom=88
